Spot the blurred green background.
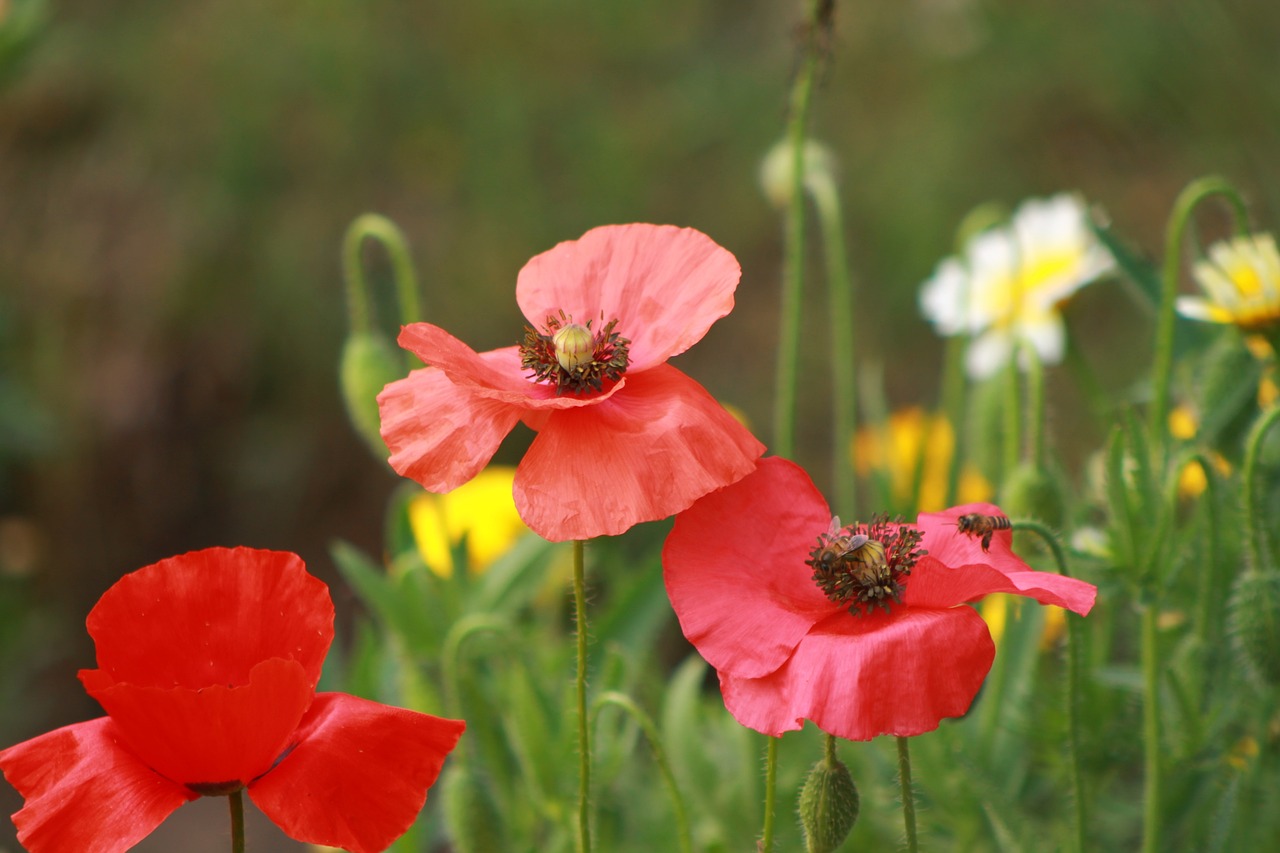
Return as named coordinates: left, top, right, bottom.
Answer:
left=1, top=0, right=1278, bottom=849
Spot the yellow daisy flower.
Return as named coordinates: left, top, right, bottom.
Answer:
left=1177, top=233, right=1280, bottom=332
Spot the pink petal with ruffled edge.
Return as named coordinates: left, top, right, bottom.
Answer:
left=663, top=456, right=836, bottom=678
left=515, top=224, right=741, bottom=373
left=918, top=504, right=1096, bottom=615
left=514, top=363, right=764, bottom=541
left=249, top=693, right=464, bottom=853
left=379, top=363, right=524, bottom=493
left=0, top=717, right=196, bottom=853
left=720, top=590, right=996, bottom=741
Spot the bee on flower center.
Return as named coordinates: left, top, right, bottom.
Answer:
left=807, top=515, right=925, bottom=616
left=955, top=513, right=1011, bottom=552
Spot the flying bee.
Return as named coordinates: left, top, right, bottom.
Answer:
left=955, top=513, right=1012, bottom=552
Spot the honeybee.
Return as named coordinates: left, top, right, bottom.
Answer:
left=842, top=534, right=888, bottom=576
left=812, top=517, right=855, bottom=570
left=955, top=513, right=1012, bottom=552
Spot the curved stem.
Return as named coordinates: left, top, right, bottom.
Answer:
left=1012, top=520, right=1085, bottom=853
left=229, top=790, right=245, bottom=853
left=591, top=692, right=693, bottom=853
left=1241, top=406, right=1280, bottom=573
left=440, top=613, right=513, bottom=720
left=1150, top=178, right=1250, bottom=438
left=573, top=539, right=592, bottom=853
left=896, top=736, right=919, bottom=853
left=342, top=213, right=424, bottom=365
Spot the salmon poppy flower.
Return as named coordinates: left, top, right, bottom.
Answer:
left=0, top=547, right=465, bottom=853
left=377, top=223, right=765, bottom=542
left=662, top=457, right=1096, bottom=741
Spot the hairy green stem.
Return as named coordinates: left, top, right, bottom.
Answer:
left=592, top=692, right=693, bottom=853
left=1024, top=344, right=1046, bottom=468
left=940, top=336, right=969, bottom=507
left=229, top=790, right=245, bottom=853
left=1012, top=520, right=1086, bottom=853
left=896, top=736, right=919, bottom=853
left=762, top=736, right=779, bottom=852
left=573, top=539, right=592, bottom=853
left=1140, top=603, right=1161, bottom=853
left=1150, top=178, right=1249, bottom=439
left=342, top=213, right=424, bottom=365
left=1241, top=406, right=1280, bottom=573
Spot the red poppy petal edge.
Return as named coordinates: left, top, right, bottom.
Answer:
left=0, top=717, right=196, bottom=853
left=514, top=364, right=765, bottom=540
left=248, top=693, right=465, bottom=853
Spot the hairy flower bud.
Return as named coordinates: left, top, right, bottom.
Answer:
left=441, top=764, right=505, bottom=853
left=798, top=752, right=859, bottom=853
left=340, top=331, right=403, bottom=459
left=1228, top=569, right=1280, bottom=685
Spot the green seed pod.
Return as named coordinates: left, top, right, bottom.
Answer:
left=1228, top=569, right=1280, bottom=686
left=1000, top=462, right=1066, bottom=528
left=798, top=753, right=859, bottom=853
left=339, top=331, right=403, bottom=460
left=441, top=763, right=505, bottom=853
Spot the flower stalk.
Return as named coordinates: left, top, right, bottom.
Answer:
left=896, top=736, right=919, bottom=853
left=229, top=790, right=245, bottom=853
left=573, top=539, right=592, bottom=853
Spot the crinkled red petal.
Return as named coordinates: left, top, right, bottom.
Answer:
left=720, top=603, right=996, bottom=741
left=79, top=657, right=314, bottom=788
left=248, top=693, right=465, bottom=853
left=515, top=224, right=741, bottom=372
left=514, top=364, right=764, bottom=540
left=0, top=717, right=196, bottom=853
left=663, top=456, right=835, bottom=678
left=86, top=547, right=333, bottom=689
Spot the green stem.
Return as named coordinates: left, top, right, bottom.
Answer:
left=342, top=213, right=424, bottom=365
left=1140, top=603, right=1161, bottom=853
left=1241, top=406, right=1280, bottom=573
left=573, top=539, right=592, bottom=853
left=229, top=790, right=245, bottom=853
left=1012, top=520, right=1086, bottom=853
left=1002, top=352, right=1023, bottom=481
left=896, top=736, right=919, bottom=853
left=1150, top=177, right=1249, bottom=439
left=761, top=736, right=779, bottom=853
left=813, top=179, right=858, bottom=519
left=440, top=614, right=513, bottom=720
left=940, top=336, right=969, bottom=507
left=591, top=692, right=693, bottom=853
left=1024, top=343, right=1046, bottom=468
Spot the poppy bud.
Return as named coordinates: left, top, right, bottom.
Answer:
left=1228, top=569, right=1280, bottom=685
left=759, top=138, right=838, bottom=210
left=551, top=322, right=595, bottom=372
left=1000, top=462, right=1066, bottom=528
left=340, top=331, right=403, bottom=459
left=798, top=752, right=859, bottom=853
left=441, top=763, right=505, bottom=853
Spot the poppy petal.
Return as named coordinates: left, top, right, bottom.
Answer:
left=514, top=363, right=765, bottom=540
left=248, top=693, right=465, bottom=853
left=0, top=717, right=196, bottom=853
left=86, top=547, right=333, bottom=690
left=664, top=457, right=836, bottom=678
left=394, top=325, right=626, bottom=410
left=379, top=364, right=524, bottom=493
left=515, top=224, right=741, bottom=372
left=80, top=657, right=314, bottom=788
left=720, top=605, right=996, bottom=741
left=918, top=505, right=1096, bottom=615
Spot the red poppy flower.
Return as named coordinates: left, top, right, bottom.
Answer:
left=0, top=547, right=465, bottom=853
left=662, top=457, right=1096, bottom=741
left=378, top=223, right=765, bottom=542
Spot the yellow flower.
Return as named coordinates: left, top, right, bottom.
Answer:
left=851, top=407, right=992, bottom=512
left=981, top=594, right=1065, bottom=650
left=408, top=466, right=529, bottom=578
left=1177, top=234, right=1280, bottom=332
left=920, top=194, right=1114, bottom=379
left=1168, top=404, right=1232, bottom=498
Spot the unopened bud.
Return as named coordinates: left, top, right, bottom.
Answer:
left=441, top=763, right=505, bottom=853
left=798, top=752, right=859, bottom=853
left=1229, top=569, right=1280, bottom=685
left=760, top=139, right=838, bottom=210
left=340, top=331, right=403, bottom=459
left=552, top=322, right=595, bottom=372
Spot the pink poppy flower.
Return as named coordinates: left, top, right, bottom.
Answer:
left=662, top=457, right=1096, bottom=741
left=378, top=223, right=766, bottom=542
left=0, top=547, right=465, bottom=853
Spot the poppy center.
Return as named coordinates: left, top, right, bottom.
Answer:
left=806, top=514, right=926, bottom=615
left=520, top=310, right=630, bottom=395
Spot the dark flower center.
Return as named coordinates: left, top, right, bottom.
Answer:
left=519, top=310, right=630, bottom=395
left=806, top=514, right=926, bottom=616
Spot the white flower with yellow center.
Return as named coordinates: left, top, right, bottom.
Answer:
left=1176, top=233, right=1280, bottom=332
left=920, top=193, right=1114, bottom=379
